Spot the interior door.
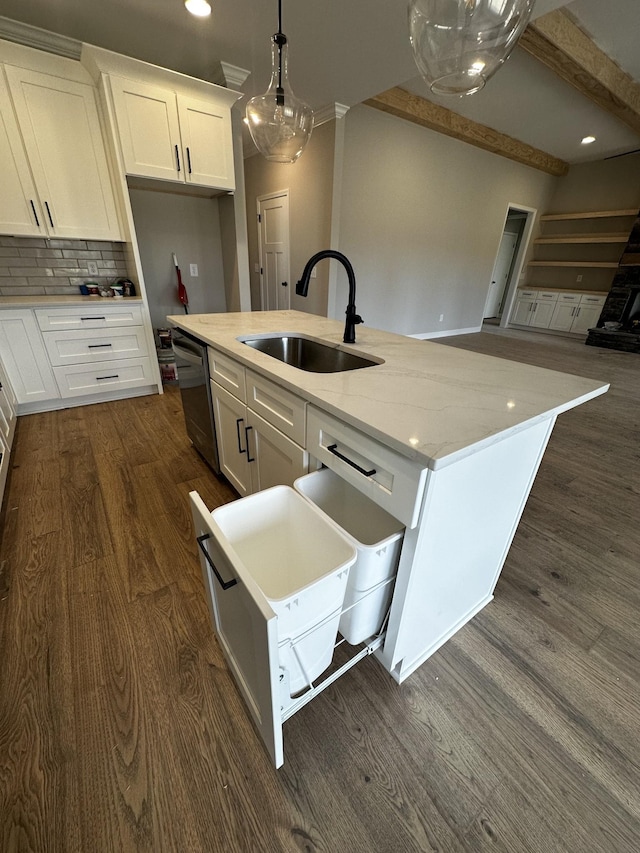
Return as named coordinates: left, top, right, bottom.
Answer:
left=485, top=231, right=518, bottom=318
left=189, top=491, right=284, bottom=768
left=258, top=192, right=290, bottom=311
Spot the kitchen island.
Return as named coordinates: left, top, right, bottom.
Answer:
left=169, top=309, right=608, bottom=766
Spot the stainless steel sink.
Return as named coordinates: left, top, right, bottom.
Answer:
left=239, top=334, right=382, bottom=373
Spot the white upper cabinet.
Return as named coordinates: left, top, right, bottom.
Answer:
left=2, top=65, right=122, bottom=241
left=110, top=76, right=235, bottom=191
left=0, top=69, right=42, bottom=236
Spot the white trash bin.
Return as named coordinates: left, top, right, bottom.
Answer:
left=209, top=485, right=357, bottom=694
left=294, top=469, right=404, bottom=644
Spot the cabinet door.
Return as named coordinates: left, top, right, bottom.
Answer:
left=190, top=491, right=284, bottom=768
left=5, top=66, right=121, bottom=241
left=549, top=302, right=577, bottom=331
left=0, top=433, right=11, bottom=510
left=571, top=305, right=601, bottom=334
left=210, top=380, right=251, bottom=496
left=530, top=300, right=555, bottom=328
left=0, top=70, right=43, bottom=236
left=111, top=77, right=182, bottom=182
left=511, top=298, right=534, bottom=326
left=247, top=409, right=308, bottom=492
left=0, top=381, right=17, bottom=446
left=177, top=94, right=234, bottom=190
left=0, top=310, right=59, bottom=405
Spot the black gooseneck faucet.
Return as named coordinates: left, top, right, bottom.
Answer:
left=295, top=250, right=363, bottom=344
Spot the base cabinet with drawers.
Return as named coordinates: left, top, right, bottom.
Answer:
left=192, top=340, right=560, bottom=767
left=208, top=346, right=309, bottom=496
left=0, top=359, right=17, bottom=509
left=0, top=302, right=158, bottom=414
left=511, top=289, right=606, bottom=335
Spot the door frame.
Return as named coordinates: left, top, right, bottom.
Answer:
left=256, top=189, right=290, bottom=311
left=489, top=203, right=537, bottom=328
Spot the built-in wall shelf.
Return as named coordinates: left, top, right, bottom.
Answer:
left=534, top=233, right=628, bottom=245
left=540, top=209, right=638, bottom=222
left=528, top=260, right=620, bottom=268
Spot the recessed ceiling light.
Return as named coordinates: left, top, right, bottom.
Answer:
left=581, top=135, right=596, bottom=145
left=185, top=0, right=211, bottom=17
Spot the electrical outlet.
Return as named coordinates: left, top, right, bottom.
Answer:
left=439, top=314, right=444, bottom=322
left=576, top=274, right=583, bottom=282
left=190, top=263, right=199, bottom=277
left=87, top=261, right=99, bottom=276
left=254, top=263, right=260, bottom=274
left=311, top=268, right=317, bottom=278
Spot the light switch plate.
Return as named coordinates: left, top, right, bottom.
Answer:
left=190, top=264, right=199, bottom=277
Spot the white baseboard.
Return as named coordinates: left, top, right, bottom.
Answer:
left=408, top=325, right=482, bottom=340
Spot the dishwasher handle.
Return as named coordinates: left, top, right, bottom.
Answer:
left=197, top=533, right=237, bottom=590
left=172, top=342, right=203, bottom=367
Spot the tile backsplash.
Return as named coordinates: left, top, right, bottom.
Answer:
left=0, top=237, right=130, bottom=296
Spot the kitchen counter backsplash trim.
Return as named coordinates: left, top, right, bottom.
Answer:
left=167, top=310, right=608, bottom=471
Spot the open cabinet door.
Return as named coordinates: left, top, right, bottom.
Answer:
left=190, top=491, right=284, bottom=768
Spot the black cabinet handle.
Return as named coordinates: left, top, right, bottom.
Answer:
left=327, top=443, right=376, bottom=477
left=281, top=281, right=288, bottom=287
left=186, top=147, right=192, bottom=174
left=236, top=417, right=246, bottom=454
left=175, top=144, right=181, bottom=173
left=197, top=533, right=237, bottom=590
left=245, top=425, right=255, bottom=462
left=96, top=374, right=119, bottom=380
left=44, top=201, right=54, bottom=228
left=81, top=316, right=106, bottom=321
left=88, top=343, right=112, bottom=348
left=29, top=200, right=40, bottom=227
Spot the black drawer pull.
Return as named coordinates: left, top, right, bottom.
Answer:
left=88, top=343, right=112, bottom=348
left=245, top=425, right=255, bottom=462
left=80, top=316, right=106, bottom=321
left=236, top=417, right=246, bottom=453
left=44, top=201, right=54, bottom=228
left=197, top=533, right=237, bottom=590
left=29, top=199, right=40, bottom=227
left=96, top=374, right=119, bottom=380
left=327, top=443, right=376, bottom=477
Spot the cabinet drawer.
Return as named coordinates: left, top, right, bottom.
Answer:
left=42, top=326, right=148, bottom=365
left=53, top=357, right=154, bottom=398
left=534, top=291, right=558, bottom=302
left=579, top=294, right=605, bottom=307
left=35, top=304, right=143, bottom=331
left=246, top=369, right=306, bottom=445
left=517, top=290, right=536, bottom=299
left=306, top=406, right=428, bottom=529
left=556, top=293, right=581, bottom=304
left=208, top=347, right=246, bottom=401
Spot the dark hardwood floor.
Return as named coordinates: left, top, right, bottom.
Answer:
left=1, top=328, right=639, bottom=852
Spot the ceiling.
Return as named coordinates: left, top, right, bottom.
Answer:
left=1, top=0, right=639, bottom=169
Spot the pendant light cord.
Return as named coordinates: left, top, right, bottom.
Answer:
left=275, top=0, right=285, bottom=106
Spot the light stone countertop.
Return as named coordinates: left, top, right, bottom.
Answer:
left=167, top=310, right=609, bottom=470
left=0, top=295, right=143, bottom=308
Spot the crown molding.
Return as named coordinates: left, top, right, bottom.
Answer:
left=0, top=16, right=81, bottom=59
left=211, top=61, right=251, bottom=91
left=314, top=103, right=350, bottom=126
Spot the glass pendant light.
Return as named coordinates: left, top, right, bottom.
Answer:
left=408, top=0, right=535, bottom=96
left=246, top=0, right=313, bottom=163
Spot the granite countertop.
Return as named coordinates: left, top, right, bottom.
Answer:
left=0, top=295, right=144, bottom=308
left=167, top=310, right=609, bottom=470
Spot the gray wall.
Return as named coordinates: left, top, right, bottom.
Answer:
left=243, top=120, right=337, bottom=317
left=129, top=188, right=227, bottom=333
left=337, top=104, right=557, bottom=336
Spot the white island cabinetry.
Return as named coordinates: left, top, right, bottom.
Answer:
left=169, top=309, right=609, bottom=767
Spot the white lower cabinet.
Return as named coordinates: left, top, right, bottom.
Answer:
left=0, top=310, right=59, bottom=406
left=0, top=361, right=17, bottom=509
left=511, top=290, right=558, bottom=328
left=549, top=292, right=605, bottom=334
left=208, top=348, right=309, bottom=495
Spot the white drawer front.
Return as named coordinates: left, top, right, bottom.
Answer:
left=53, top=357, right=154, bottom=398
left=35, top=304, right=144, bottom=331
left=43, top=327, right=148, bottom=365
left=247, top=369, right=306, bottom=445
left=535, top=291, right=558, bottom=302
left=557, top=293, right=581, bottom=303
left=306, top=406, right=428, bottom=529
left=208, top=347, right=246, bottom=401
left=579, top=294, right=606, bottom=307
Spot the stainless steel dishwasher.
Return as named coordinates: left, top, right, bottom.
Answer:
left=172, top=329, right=220, bottom=474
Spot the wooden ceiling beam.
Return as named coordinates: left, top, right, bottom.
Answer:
left=520, top=9, right=640, bottom=137
left=364, top=87, right=569, bottom=177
